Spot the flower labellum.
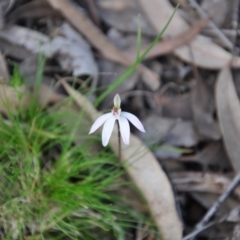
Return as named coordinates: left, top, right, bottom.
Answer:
left=89, top=94, right=145, bottom=146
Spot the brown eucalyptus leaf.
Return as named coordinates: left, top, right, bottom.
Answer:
left=138, top=0, right=240, bottom=69
left=8, top=0, right=58, bottom=20
left=61, top=81, right=182, bottom=240
left=216, top=68, right=240, bottom=171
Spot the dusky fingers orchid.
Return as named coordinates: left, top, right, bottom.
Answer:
left=89, top=94, right=145, bottom=146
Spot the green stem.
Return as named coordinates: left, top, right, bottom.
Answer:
left=117, top=121, right=121, bottom=163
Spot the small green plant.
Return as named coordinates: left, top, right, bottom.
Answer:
left=0, top=89, right=153, bottom=240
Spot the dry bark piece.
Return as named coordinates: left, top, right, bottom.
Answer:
left=46, top=0, right=160, bottom=90
left=138, top=0, right=240, bottom=69
left=216, top=68, right=240, bottom=171
left=61, top=81, right=182, bottom=240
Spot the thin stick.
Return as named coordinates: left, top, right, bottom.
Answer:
left=184, top=171, right=240, bottom=240
left=117, top=121, right=121, bottom=162
left=183, top=220, right=218, bottom=240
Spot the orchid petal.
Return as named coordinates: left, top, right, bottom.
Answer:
left=102, top=116, right=116, bottom=146
left=118, top=116, right=130, bottom=145
left=89, top=113, right=112, bottom=134
left=121, top=112, right=145, bottom=132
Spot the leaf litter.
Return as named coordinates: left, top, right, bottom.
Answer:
left=0, top=0, right=240, bottom=239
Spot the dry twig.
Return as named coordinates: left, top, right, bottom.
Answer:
left=184, top=171, right=240, bottom=240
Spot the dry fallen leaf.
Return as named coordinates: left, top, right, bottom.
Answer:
left=46, top=0, right=160, bottom=90
left=61, top=81, right=182, bottom=240
left=0, top=25, right=49, bottom=53
left=43, top=23, right=99, bottom=84
left=0, top=24, right=98, bottom=84
left=216, top=68, right=240, bottom=171
left=138, top=0, right=240, bottom=69
left=171, top=171, right=240, bottom=198
left=8, top=0, right=58, bottom=20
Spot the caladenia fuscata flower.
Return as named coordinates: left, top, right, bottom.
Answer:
left=89, top=94, right=145, bottom=147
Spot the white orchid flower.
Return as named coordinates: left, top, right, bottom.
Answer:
left=89, top=94, right=145, bottom=146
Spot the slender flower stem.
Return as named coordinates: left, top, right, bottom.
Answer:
left=117, top=121, right=121, bottom=162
